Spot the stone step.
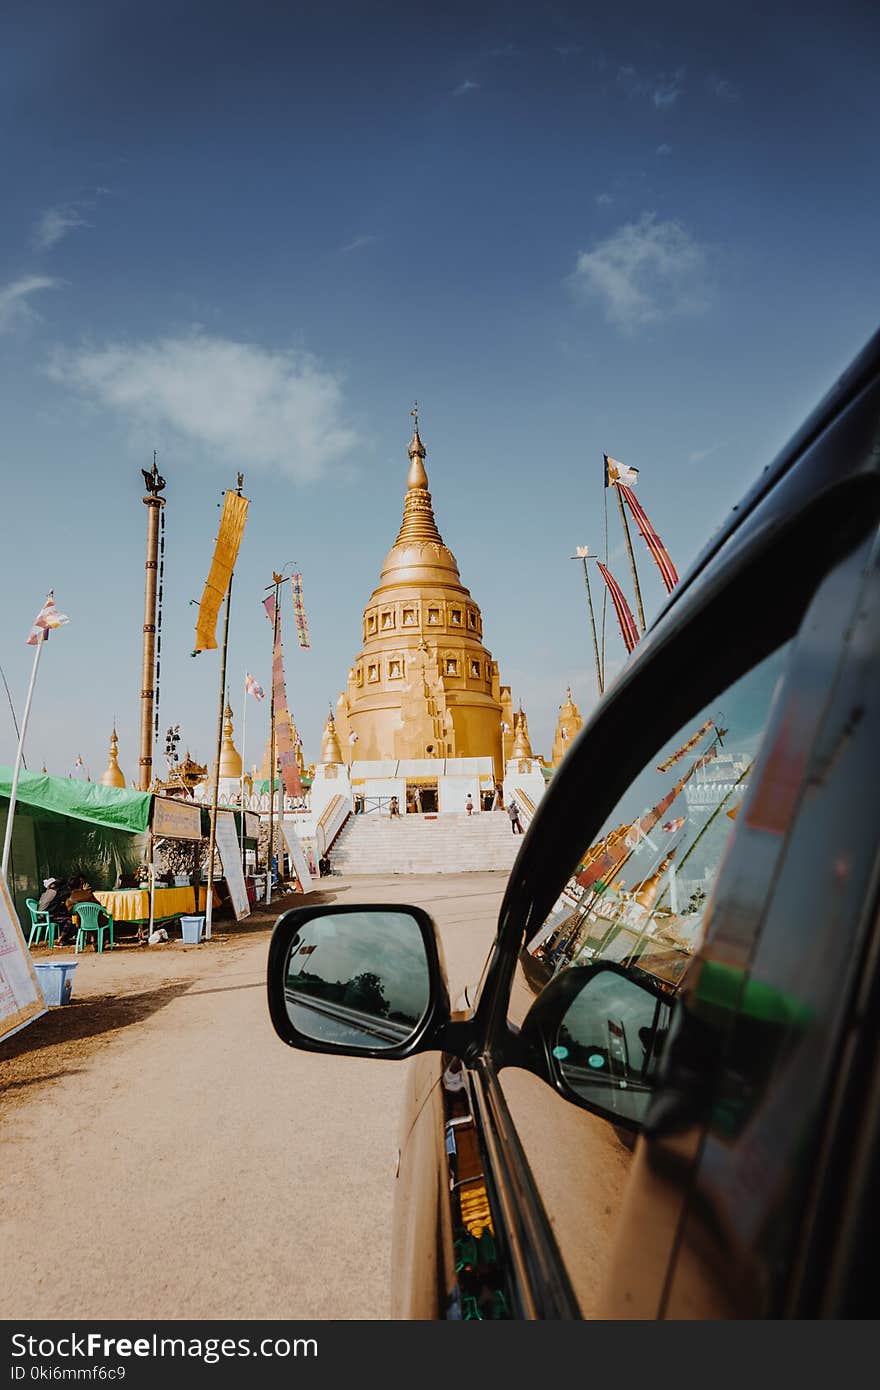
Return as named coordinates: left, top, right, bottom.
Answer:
left=329, top=812, right=524, bottom=875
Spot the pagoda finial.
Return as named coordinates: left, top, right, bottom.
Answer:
left=407, top=402, right=428, bottom=487
left=99, top=724, right=126, bottom=788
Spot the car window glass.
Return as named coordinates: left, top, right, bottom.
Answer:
left=517, top=643, right=791, bottom=1005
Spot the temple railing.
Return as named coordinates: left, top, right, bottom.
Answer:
left=316, top=795, right=350, bottom=857
left=513, top=789, right=537, bottom=826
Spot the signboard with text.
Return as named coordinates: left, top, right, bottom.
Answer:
left=215, top=810, right=250, bottom=921
left=152, top=797, right=202, bottom=841
left=0, top=873, right=45, bottom=1042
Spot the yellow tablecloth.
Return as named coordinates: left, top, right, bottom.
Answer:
left=94, top=886, right=219, bottom=924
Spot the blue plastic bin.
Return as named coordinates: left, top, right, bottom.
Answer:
left=179, top=915, right=205, bottom=944
left=33, top=960, right=77, bottom=1006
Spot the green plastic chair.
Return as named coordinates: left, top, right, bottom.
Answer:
left=26, top=898, right=56, bottom=949
left=73, top=901, right=115, bottom=954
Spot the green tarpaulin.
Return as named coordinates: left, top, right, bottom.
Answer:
left=0, top=768, right=152, bottom=834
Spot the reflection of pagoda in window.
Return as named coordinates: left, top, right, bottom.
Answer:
left=685, top=751, right=749, bottom=809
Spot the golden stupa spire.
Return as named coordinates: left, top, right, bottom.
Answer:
left=321, top=709, right=343, bottom=764
left=99, top=725, right=126, bottom=788
left=512, top=707, right=533, bottom=759
left=393, top=406, right=445, bottom=549
left=218, top=701, right=243, bottom=779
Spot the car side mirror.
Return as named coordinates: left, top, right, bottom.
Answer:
left=519, top=962, right=675, bottom=1132
left=267, top=903, right=455, bottom=1059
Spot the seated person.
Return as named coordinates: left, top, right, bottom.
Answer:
left=38, top=876, right=75, bottom=944
left=66, top=877, right=110, bottom=942
left=318, top=853, right=332, bottom=877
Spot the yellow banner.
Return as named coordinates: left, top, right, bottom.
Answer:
left=194, top=490, right=249, bottom=652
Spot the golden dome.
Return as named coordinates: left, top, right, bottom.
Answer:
left=219, top=703, right=243, bottom=779
left=99, top=727, right=126, bottom=788
left=321, top=711, right=343, bottom=764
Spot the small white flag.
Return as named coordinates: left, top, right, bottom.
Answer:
left=348, top=731, right=358, bottom=745
left=604, top=455, right=640, bottom=488
left=26, top=590, right=70, bottom=645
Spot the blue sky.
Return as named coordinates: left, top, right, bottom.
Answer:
left=1, top=0, right=878, bottom=780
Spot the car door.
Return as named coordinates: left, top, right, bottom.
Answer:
left=470, top=354, right=880, bottom=1317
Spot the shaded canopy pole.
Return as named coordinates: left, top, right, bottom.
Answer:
left=1, top=637, right=44, bottom=883
left=204, top=473, right=243, bottom=939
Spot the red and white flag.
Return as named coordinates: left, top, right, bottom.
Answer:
left=26, top=590, right=69, bottom=645
left=618, top=483, right=679, bottom=594
left=662, top=817, right=686, bottom=834
left=596, top=563, right=640, bottom=654
left=604, top=455, right=640, bottom=488
left=244, top=672, right=265, bottom=701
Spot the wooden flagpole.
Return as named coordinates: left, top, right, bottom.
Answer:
left=265, top=572, right=283, bottom=906
left=614, top=485, right=647, bottom=634
left=572, top=550, right=604, bottom=697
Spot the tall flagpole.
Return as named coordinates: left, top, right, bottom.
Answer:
left=204, top=472, right=243, bottom=938
left=571, top=549, right=604, bottom=697
left=614, top=485, right=646, bottom=634
left=139, top=455, right=166, bottom=791
left=1, top=637, right=44, bottom=883
left=239, top=674, right=247, bottom=872
left=265, top=572, right=283, bottom=906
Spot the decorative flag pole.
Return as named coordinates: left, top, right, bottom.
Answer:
left=572, top=547, right=604, bottom=697
left=604, top=455, right=646, bottom=634
left=2, top=592, right=70, bottom=884
left=241, top=673, right=266, bottom=871
left=264, top=573, right=284, bottom=906
left=204, top=474, right=247, bottom=940
left=139, top=454, right=167, bottom=791
left=193, top=474, right=250, bottom=938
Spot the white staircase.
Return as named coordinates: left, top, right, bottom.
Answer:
left=329, top=811, right=523, bottom=875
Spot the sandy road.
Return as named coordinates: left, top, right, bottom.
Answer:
left=0, top=874, right=505, bottom=1321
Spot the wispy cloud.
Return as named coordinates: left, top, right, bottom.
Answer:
left=689, top=441, right=726, bottom=464
left=453, top=79, right=479, bottom=96
left=48, top=333, right=359, bottom=481
left=339, top=234, right=377, bottom=254
left=596, top=193, right=613, bottom=207
left=33, top=205, right=90, bottom=250
left=706, top=73, right=740, bottom=101
left=656, top=143, right=672, bottom=156
left=0, top=275, right=59, bottom=333
left=572, top=212, right=710, bottom=332
left=617, top=64, right=685, bottom=108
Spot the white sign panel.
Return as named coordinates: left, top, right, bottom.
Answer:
left=281, top=820, right=313, bottom=894
left=0, top=874, right=46, bottom=1041
left=214, top=810, right=250, bottom=921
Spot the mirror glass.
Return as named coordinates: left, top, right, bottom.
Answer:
left=283, top=910, right=431, bottom=1050
left=554, top=970, right=671, bottom=1125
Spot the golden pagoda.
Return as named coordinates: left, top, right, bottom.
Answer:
left=99, top=727, right=126, bottom=788
left=218, top=702, right=243, bottom=780
left=337, top=414, right=505, bottom=775
left=551, top=687, right=583, bottom=766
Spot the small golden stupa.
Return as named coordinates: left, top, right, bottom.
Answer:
left=512, top=708, right=533, bottom=760
left=99, top=726, right=126, bottom=788
left=336, top=412, right=506, bottom=775
left=218, top=702, right=242, bottom=780
left=321, top=711, right=343, bottom=765
left=551, top=687, right=583, bottom=766
left=633, top=857, right=673, bottom=911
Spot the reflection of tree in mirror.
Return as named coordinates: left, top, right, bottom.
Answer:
left=343, top=972, right=390, bottom=1017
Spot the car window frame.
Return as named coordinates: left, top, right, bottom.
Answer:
left=470, top=361, right=880, bottom=1064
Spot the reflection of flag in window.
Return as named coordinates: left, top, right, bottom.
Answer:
left=297, top=943, right=316, bottom=956
left=662, top=817, right=686, bottom=833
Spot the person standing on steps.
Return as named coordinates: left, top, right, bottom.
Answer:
left=465, top=795, right=474, bottom=816
left=507, top=799, right=523, bottom=835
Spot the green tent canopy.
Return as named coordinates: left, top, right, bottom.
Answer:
left=0, top=768, right=152, bottom=834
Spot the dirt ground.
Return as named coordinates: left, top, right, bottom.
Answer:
left=0, top=874, right=506, bottom=1321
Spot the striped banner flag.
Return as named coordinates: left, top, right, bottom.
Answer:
left=617, top=483, right=679, bottom=593
left=290, top=573, right=310, bottom=649
left=657, top=719, right=714, bottom=772
left=596, top=562, right=640, bottom=653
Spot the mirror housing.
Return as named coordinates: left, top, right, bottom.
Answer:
left=267, top=903, right=459, bottom=1060
left=519, top=961, right=675, bottom=1132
